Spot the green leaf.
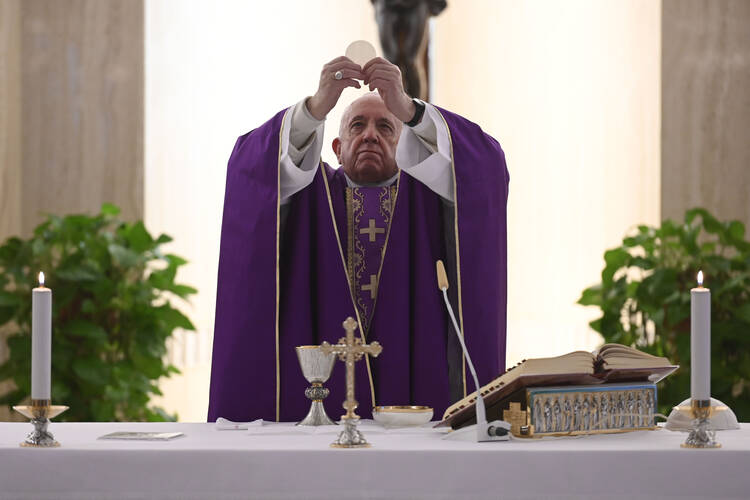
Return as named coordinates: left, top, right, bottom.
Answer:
left=167, top=284, right=197, bottom=299
left=630, top=257, right=654, bottom=270
left=132, top=353, right=165, bottom=379
left=728, top=220, right=745, bottom=241
left=602, top=248, right=630, bottom=284
left=578, top=285, right=602, bottom=306
left=157, top=305, right=196, bottom=331
left=125, top=221, right=154, bottom=254
left=108, top=244, right=140, bottom=268
left=72, top=357, right=108, bottom=385
left=57, top=265, right=99, bottom=282
left=101, top=203, right=121, bottom=216
left=0, top=306, right=15, bottom=325
left=155, top=234, right=173, bottom=245
left=0, top=291, right=20, bottom=307
left=165, top=254, right=188, bottom=267
left=588, top=318, right=603, bottom=333
left=735, top=304, right=750, bottom=324
left=66, top=320, right=108, bottom=343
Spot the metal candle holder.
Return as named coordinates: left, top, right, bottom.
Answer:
left=13, top=400, right=68, bottom=447
left=680, top=399, right=721, bottom=449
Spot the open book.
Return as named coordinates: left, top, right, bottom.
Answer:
left=438, top=343, right=678, bottom=429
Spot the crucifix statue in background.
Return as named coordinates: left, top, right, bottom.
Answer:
left=372, top=0, right=448, bottom=101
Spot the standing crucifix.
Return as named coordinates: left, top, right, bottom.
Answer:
left=321, top=317, right=383, bottom=448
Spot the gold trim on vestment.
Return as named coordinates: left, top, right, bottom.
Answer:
left=321, top=165, right=377, bottom=409
left=435, top=109, right=467, bottom=399
left=346, top=189, right=355, bottom=302
left=274, top=111, right=289, bottom=422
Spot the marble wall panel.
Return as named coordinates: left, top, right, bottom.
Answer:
left=20, top=0, right=144, bottom=232
left=0, top=0, right=23, bottom=422
left=662, top=0, right=750, bottom=228
left=0, top=0, right=22, bottom=240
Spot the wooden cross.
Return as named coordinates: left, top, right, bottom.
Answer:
left=361, top=274, right=378, bottom=300
left=360, top=218, right=385, bottom=242
left=321, top=317, right=382, bottom=420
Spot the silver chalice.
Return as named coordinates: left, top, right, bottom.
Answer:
left=296, top=345, right=337, bottom=426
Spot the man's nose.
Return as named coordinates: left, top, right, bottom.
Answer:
left=362, top=122, right=379, bottom=143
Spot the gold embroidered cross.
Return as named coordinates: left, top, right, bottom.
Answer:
left=361, top=274, right=378, bottom=300
left=360, top=218, right=385, bottom=242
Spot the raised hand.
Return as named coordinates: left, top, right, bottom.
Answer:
left=362, top=57, right=415, bottom=123
left=307, top=57, right=363, bottom=121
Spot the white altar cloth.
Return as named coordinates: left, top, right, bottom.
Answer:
left=1, top=421, right=748, bottom=500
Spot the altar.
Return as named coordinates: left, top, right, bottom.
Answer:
left=1, top=421, right=748, bottom=500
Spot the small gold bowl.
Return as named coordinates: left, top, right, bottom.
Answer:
left=373, top=406, right=433, bottom=427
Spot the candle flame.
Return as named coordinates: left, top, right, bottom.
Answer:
left=38, top=272, right=45, bottom=287
left=697, top=270, right=703, bottom=287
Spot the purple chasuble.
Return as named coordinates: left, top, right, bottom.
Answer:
left=208, top=106, right=509, bottom=423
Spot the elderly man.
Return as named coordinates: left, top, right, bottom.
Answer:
left=208, top=57, right=508, bottom=423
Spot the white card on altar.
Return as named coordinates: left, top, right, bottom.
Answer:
left=98, top=431, right=185, bottom=441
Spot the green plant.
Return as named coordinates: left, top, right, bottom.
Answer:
left=578, top=208, right=750, bottom=420
left=0, top=204, right=196, bottom=421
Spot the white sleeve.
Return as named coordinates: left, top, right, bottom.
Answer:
left=279, top=98, right=325, bottom=205
left=396, top=103, right=454, bottom=203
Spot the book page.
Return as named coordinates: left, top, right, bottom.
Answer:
left=598, top=344, right=672, bottom=369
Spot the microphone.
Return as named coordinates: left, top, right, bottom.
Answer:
left=436, top=260, right=509, bottom=442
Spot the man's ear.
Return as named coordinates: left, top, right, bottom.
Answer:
left=332, top=138, right=342, bottom=165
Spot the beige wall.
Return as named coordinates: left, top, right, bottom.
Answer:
left=0, top=0, right=22, bottom=239
left=0, top=0, right=22, bottom=422
left=662, top=0, right=750, bottom=227
left=433, top=0, right=662, bottom=364
left=20, top=0, right=144, bottom=230
left=1, top=0, right=144, bottom=239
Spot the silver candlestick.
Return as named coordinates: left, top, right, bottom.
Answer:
left=13, top=400, right=68, bottom=447
left=295, top=346, right=337, bottom=426
left=680, top=399, right=721, bottom=449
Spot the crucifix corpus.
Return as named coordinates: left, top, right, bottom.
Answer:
left=321, top=317, right=383, bottom=448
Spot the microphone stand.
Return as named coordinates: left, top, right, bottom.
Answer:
left=436, top=260, right=510, bottom=442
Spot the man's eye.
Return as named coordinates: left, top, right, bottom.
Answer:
left=380, top=124, right=393, bottom=132
left=351, top=122, right=363, bottom=129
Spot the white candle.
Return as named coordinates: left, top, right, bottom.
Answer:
left=31, top=271, right=52, bottom=401
left=690, top=270, right=711, bottom=401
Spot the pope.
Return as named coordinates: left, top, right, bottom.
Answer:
left=208, top=55, right=509, bottom=422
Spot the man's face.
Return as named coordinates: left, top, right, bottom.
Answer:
left=333, top=94, right=401, bottom=184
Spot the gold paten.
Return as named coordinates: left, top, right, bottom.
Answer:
left=374, top=406, right=431, bottom=413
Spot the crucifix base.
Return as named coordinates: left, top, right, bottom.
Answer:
left=330, top=417, right=371, bottom=448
